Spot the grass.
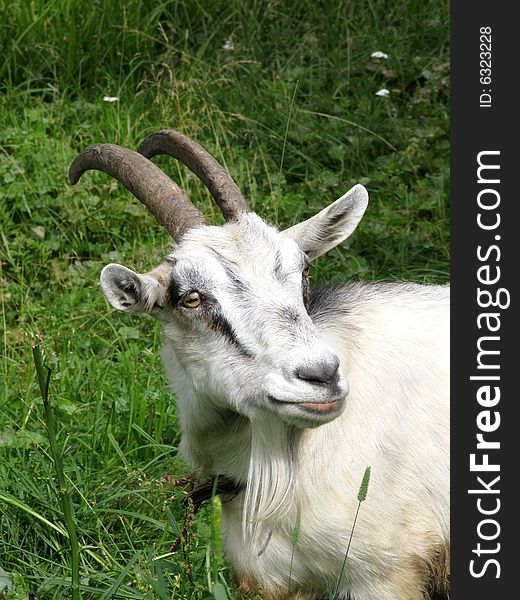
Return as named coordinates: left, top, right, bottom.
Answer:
left=1, top=0, right=449, bottom=597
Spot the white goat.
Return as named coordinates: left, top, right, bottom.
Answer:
left=70, top=130, right=449, bottom=600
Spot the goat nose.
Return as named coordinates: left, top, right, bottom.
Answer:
left=295, top=357, right=340, bottom=386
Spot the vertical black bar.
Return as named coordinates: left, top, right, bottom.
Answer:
left=452, top=2, right=516, bottom=598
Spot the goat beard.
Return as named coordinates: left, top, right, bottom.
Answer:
left=242, top=419, right=301, bottom=548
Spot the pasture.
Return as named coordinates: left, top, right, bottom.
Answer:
left=1, top=1, right=449, bottom=597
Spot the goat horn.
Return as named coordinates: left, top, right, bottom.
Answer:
left=69, top=143, right=207, bottom=240
left=138, top=130, right=250, bottom=221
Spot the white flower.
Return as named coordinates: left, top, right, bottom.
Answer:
left=371, top=51, right=389, bottom=59
left=375, top=88, right=390, bottom=97
left=222, top=39, right=234, bottom=51
left=103, top=96, right=119, bottom=102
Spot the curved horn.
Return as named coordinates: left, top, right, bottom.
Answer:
left=138, top=130, right=250, bottom=221
left=69, top=144, right=207, bottom=240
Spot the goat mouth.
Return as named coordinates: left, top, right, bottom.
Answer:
left=299, top=400, right=340, bottom=413
left=268, top=396, right=341, bottom=414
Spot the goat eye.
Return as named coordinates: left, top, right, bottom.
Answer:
left=182, top=291, right=202, bottom=308
left=302, top=265, right=310, bottom=279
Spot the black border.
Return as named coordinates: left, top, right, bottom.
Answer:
left=451, top=2, right=517, bottom=596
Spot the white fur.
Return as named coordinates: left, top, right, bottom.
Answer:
left=101, top=185, right=449, bottom=599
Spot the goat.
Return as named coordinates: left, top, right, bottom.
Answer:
left=70, top=130, right=450, bottom=600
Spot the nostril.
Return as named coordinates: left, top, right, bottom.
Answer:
left=295, top=357, right=340, bottom=386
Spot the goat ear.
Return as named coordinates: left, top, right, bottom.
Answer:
left=100, top=263, right=167, bottom=314
left=284, top=184, right=368, bottom=260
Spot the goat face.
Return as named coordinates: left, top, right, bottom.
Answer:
left=99, top=184, right=368, bottom=429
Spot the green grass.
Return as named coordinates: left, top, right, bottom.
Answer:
left=1, top=1, right=449, bottom=597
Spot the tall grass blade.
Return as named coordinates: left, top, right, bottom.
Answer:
left=32, top=345, right=82, bottom=600
left=0, top=491, right=68, bottom=537
left=287, top=523, right=301, bottom=595
left=98, top=551, right=141, bottom=600
left=212, top=582, right=229, bottom=600
left=333, top=467, right=371, bottom=598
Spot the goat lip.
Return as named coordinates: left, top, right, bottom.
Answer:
left=268, top=396, right=342, bottom=413
left=299, top=400, right=340, bottom=413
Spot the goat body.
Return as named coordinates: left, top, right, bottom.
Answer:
left=234, top=283, right=448, bottom=599
left=166, top=280, right=450, bottom=600
left=71, top=131, right=450, bottom=599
